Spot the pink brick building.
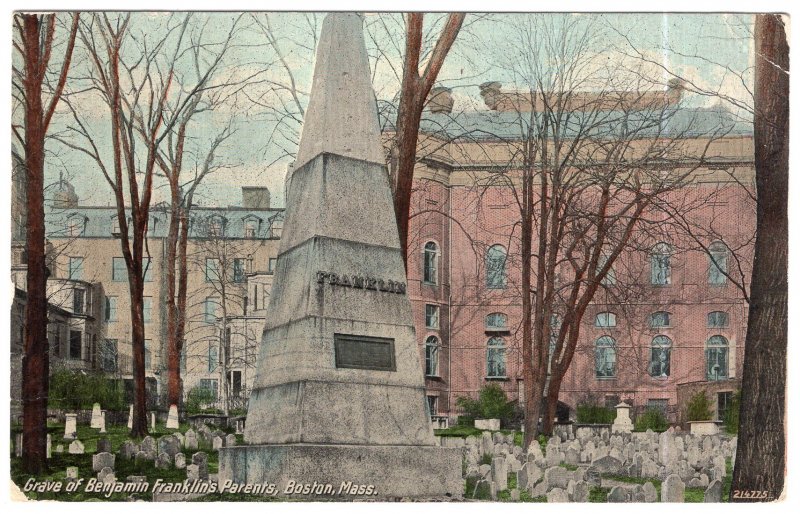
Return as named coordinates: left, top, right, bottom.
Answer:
left=404, top=89, right=754, bottom=424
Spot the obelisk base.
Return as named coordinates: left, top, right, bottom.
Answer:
left=218, top=444, right=463, bottom=500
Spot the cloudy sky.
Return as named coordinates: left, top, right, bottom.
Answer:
left=23, top=12, right=755, bottom=210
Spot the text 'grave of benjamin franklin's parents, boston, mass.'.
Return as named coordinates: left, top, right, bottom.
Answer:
left=217, top=12, right=462, bottom=498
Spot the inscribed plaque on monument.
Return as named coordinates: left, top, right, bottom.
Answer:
left=333, top=334, right=396, bottom=371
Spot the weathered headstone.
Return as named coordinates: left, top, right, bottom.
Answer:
left=64, top=413, right=78, bottom=439
left=150, top=412, right=156, bottom=431
left=141, top=436, right=156, bottom=455
left=590, top=455, right=623, bottom=474
left=547, top=488, right=569, bottom=503
left=225, top=434, right=237, bottom=448
left=175, top=453, right=186, bottom=469
left=97, top=467, right=115, bottom=484
left=184, top=429, right=198, bottom=450
left=661, top=474, right=685, bottom=502
left=46, top=434, right=51, bottom=459
left=192, top=452, right=209, bottom=480
left=704, top=479, right=723, bottom=502
left=66, top=467, right=79, bottom=480
left=212, top=436, right=224, bottom=450
left=92, top=451, right=115, bottom=472
left=158, top=435, right=181, bottom=457
left=15, top=433, right=22, bottom=457
left=545, top=466, right=572, bottom=490
left=607, top=486, right=631, bottom=502
left=218, top=12, right=462, bottom=499
left=166, top=404, right=180, bottom=429
left=68, top=440, right=85, bottom=454
left=186, top=464, right=200, bottom=482
left=120, top=441, right=138, bottom=460
left=572, top=480, right=590, bottom=502
left=127, top=404, right=133, bottom=429
left=97, top=438, right=112, bottom=453
left=491, top=456, right=508, bottom=491
left=90, top=403, right=103, bottom=429
left=642, top=481, right=658, bottom=502
left=55, top=444, right=64, bottom=454
left=99, top=411, right=107, bottom=433
left=155, top=452, right=172, bottom=469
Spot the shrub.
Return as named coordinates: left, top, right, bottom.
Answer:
left=576, top=403, right=615, bottom=424
left=456, top=384, right=515, bottom=425
left=634, top=408, right=669, bottom=432
left=184, top=386, right=219, bottom=415
left=724, top=390, right=741, bottom=434
left=49, top=369, right=126, bottom=411
left=686, top=390, right=713, bottom=421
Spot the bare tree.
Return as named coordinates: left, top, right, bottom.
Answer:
left=11, top=12, right=79, bottom=474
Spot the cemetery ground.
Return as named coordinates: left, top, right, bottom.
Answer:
left=11, top=419, right=734, bottom=502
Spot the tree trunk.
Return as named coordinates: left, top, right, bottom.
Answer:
left=128, top=266, right=149, bottom=437
left=165, top=188, right=181, bottom=406
left=730, top=13, right=788, bottom=502
left=20, top=14, right=48, bottom=475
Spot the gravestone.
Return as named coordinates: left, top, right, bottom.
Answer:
left=120, top=441, right=138, bottom=460
left=225, top=434, right=237, bottom=448
left=97, top=438, right=112, bottom=453
left=98, top=467, right=115, bottom=484
left=141, top=436, right=156, bottom=455
left=175, top=453, right=186, bottom=469
left=642, top=481, right=658, bottom=502
left=704, top=479, right=723, bottom=502
left=192, top=452, right=209, bottom=480
left=55, top=445, right=64, bottom=454
left=184, top=429, right=198, bottom=450
left=15, top=433, right=22, bottom=457
left=64, top=413, right=78, bottom=439
left=68, top=440, right=84, bottom=454
left=66, top=467, right=79, bottom=480
left=46, top=434, right=51, bottom=459
left=491, top=456, right=507, bottom=491
left=158, top=435, right=181, bottom=457
left=90, top=403, right=103, bottom=429
left=186, top=464, right=200, bottom=482
left=92, top=452, right=115, bottom=472
left=166, top=404, right=180, bottom=429
left=547, top=488, right=569, bottom=503
left=150, top=412, right=156, bottom=431
left=545, top=466, right=572, bottom=490
left=218, top=12, right=461, bottom=499
left=99, top=411, right=107, bottom=433
left=127, top=404, right=133, bottom=429
left=572, top=480, right=590, bottom=502
left=155, top=452, right=172, bottom=469
left=212, top=436, right=224, bottom=450
left=662, top=474, right=685, bottom=502
left=607, top=486, right=631, bottom=502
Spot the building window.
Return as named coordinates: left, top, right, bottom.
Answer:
left=68, top=257, right=84, bottom=280
left=207, top=218, right=224, bottom=238
left=708, top=241, right=728, bottom=285
left=204, top=297, right=219, bottom=323
left=69, top=330, right=82, bottom=360
left=423, top=242, right=439, bottom=285
left=208, top=343, right=218, bottom=373
left=143, top=296, right=152, bottom=323
left=104, top=296, right=117, bottom=322
left=706, top=335, right=729, bottom=381
left=199, top=378, right=218, bottom=399
left=73, top=288, right=85, bottom=314
left=101, top=339, right=118, bottom=372
left=67, top=217, right=83, bottom=237
left=487, top=336, right=506, bottom=378
left=649, top=335, right=672, bottom=377
left=425, top=304, right=439, bottom=329
left=426, top=395, right=438, bottom=417
left=425, top=336, right=440, bottom=377
left=244, top=219, right=257, bottom=239
left=595, top=312, right=616, bottom=328
left=486, top=244, right=507, bottom=289
left=485, top=312, right=508, bottom=331
left=142, top=257, right=153, bottom=282
left=228, top=370, right=243, bottom=397
left=717, top=391, right=734, bottom=422
left=144, top=339, right=152, bottom=370
left=646, top=399, right=669, bottom=416
left=649, top=311, right=671, bottom=328
left=598, top=253, right=616, bottom=285
left=595, top=336, right=617, bottom=378
left=111, top=216, right=120, bottom=235
left=708, top=311, right=729, bottom=328
left=268, top=257, right=277, bottom=273
left=112, top=257, right=127, bottom=282
left=233, top=258, right=246, bottom=283
left=650, top=242, right=672, bottom=285
left=205, top=258, right=220, bottom=282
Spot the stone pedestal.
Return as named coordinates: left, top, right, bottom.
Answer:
left=166, top=404, right=180, bottom=429
left=218, top=444, right=462, bottom=499
left=90, top=403, right=103, bottom=429
left=689, top=420, right=720, bottom=436
left=64, top=413, right=77, bottom=439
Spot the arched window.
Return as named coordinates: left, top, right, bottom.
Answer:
left=425, top=336, right=439, bottom=377
left=487, top=337, right=506, bottom=377
left=708, top=241, right=729, bottom=285
left=649, top=335, right=672, bottom=377
left=649, top=311, right=671, bottom=329
left=423, top=242, right=439, bottom=285
left=595, top=312, right=617, bottom=328
left=486, top=244, right=507, bottom=289
left=707, top=311, right=729, bottom=328
left=650, top=242, right=672, bottom=285
left=706, top=335, right=729, bottom=381
left=595, top=336, right=617, bottom=378
left=485, top=312, right=508, bottom=331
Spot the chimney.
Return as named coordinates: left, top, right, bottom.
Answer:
left=51, top=174, right=79, bottom=208
left=242, top=187, right=271, bottom=210
left=428, top=86, right=454, bottom=114
left=479, top=81, right=503, bottom=110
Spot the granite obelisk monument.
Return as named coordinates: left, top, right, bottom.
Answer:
left=218, top=13, right=462, bottom=498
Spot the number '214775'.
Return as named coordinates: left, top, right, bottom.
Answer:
left=732, top=490, right=770, bottom=500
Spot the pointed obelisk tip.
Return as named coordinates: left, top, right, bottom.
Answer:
left=292, top=11, right=385, bottom=171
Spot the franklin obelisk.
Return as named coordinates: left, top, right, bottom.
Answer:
left=218, top=13, right=462, bottom=498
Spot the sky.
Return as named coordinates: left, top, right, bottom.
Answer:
left=14, top=12, right=756, bottom=210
